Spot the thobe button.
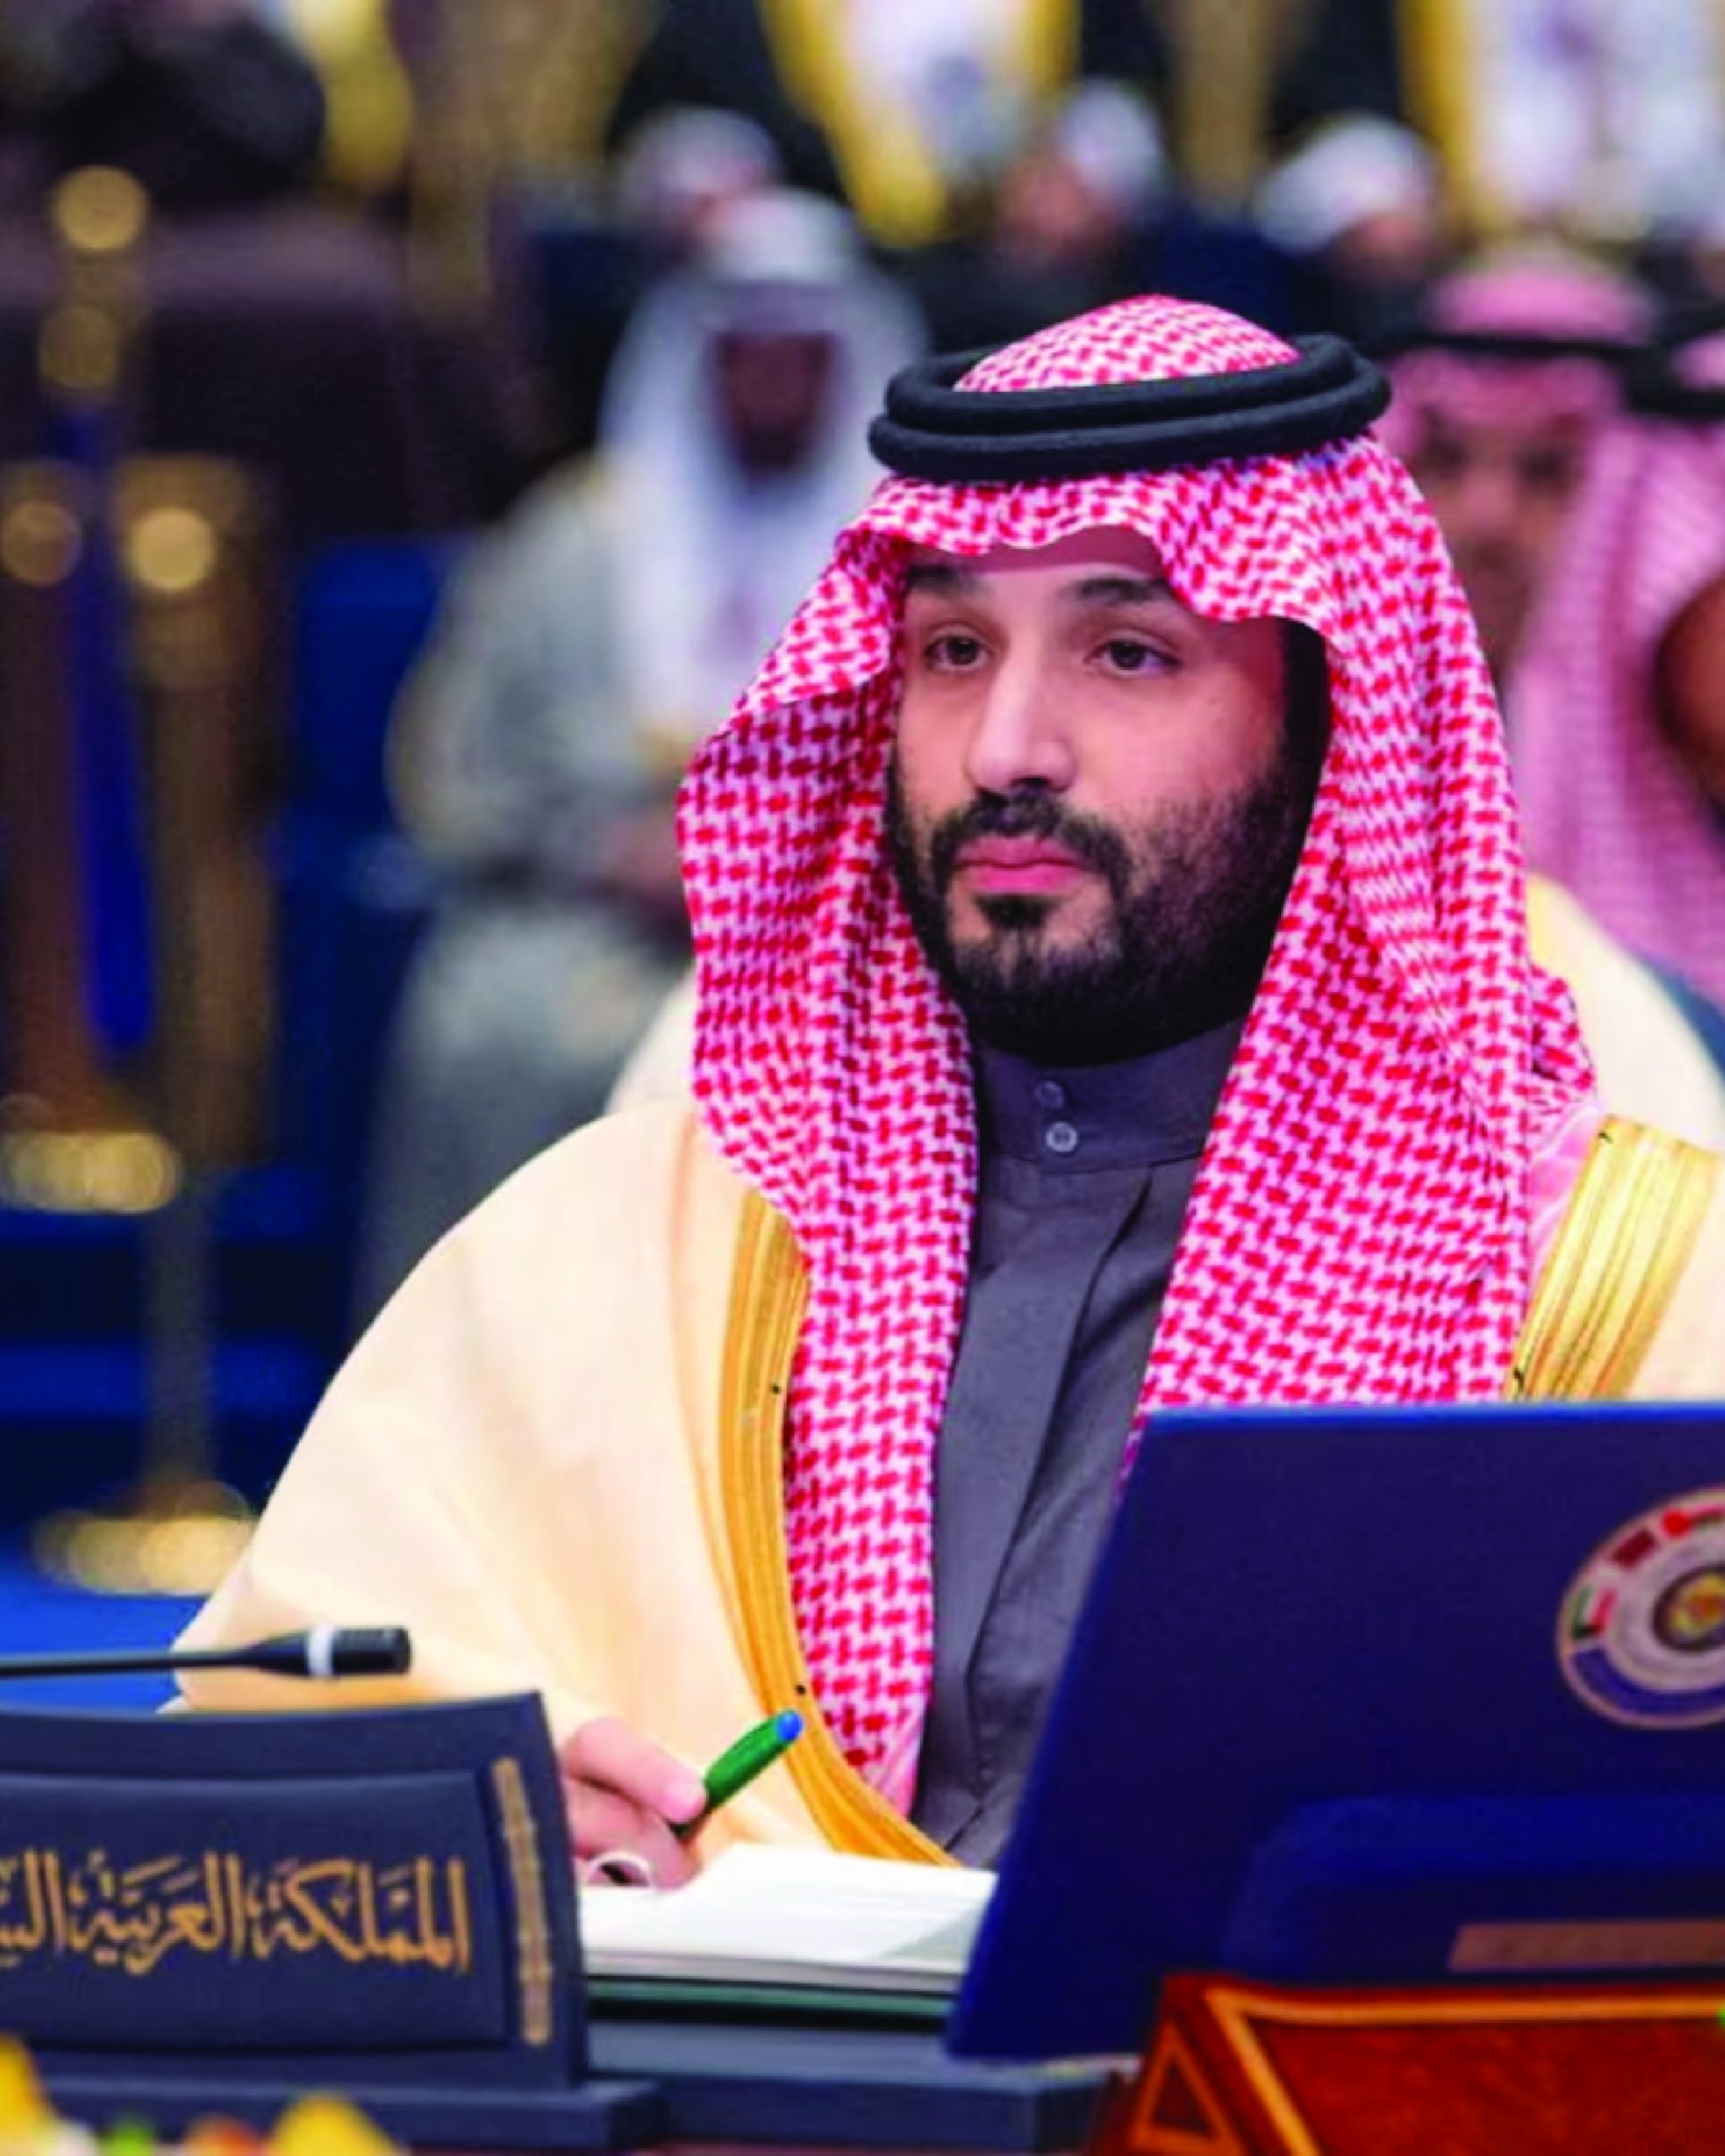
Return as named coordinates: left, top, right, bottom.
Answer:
left=1044, top=1119, right=1080, bottom=1155
left=1033, top=1079, right=1066, bottom=1111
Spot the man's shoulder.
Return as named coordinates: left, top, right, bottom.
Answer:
left=461, top=1101, right=741, bottom=1239
left=1516, top=1119, right=1723, bottom=1401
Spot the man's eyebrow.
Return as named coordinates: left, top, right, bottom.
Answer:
left=900, top=565, right=1176, bottom=603
left=1066, top=574, right=1174, bottom=606
left=901, top=562, right=975, bottom=595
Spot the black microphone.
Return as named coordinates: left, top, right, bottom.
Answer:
left=0, top=1626, right=413, bottom=1682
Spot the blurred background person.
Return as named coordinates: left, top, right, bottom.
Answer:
left=1384, top=248, right=1725, bottom=1143
left=360, top=188, right=924, bottom=1310
left=899, top=79, right=1164, bottom=349
left=901, top=78, right=1285, bottom=351
left=611, top=104, right=783, bottom=268
left=1510, top=327, right=1725, bottom=1027
left=533, top=104, right=787, bottom=458
left=1252, top=114, right=1446, bottom=342
left=1383, top=247, right=1648, bottom=689
left=1273, top=0, right=1725, bottom=255
left=603, top=0, right=1165, bottom=248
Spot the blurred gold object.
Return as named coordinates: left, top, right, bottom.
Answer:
left=40, top=166, right=148, bottom=405
left=286, top=0, right=415, bottom=197
left=34, top=1476, right=253, bottom=1597
left=121, top=459, right=279, bottom=1170
left=0, top=461, right=278, bottom=1168
left=1161, top=0, right=1312, bottom=207
left=0, top=464, right=127, bottom=1134
left=13, top=177, right=280, bottom=1597
left=0, top=2032, right=54, bottom=2138
left=0, top=1125, right=180, bottom=1214
left=51, top=166, right=148, bottom=257
left=0, top=485, right=82, bottom=588
left=127, top=504, right=220, bottom=600
left=273, top=2095, right=403, bottom=2156
left=407, top=0, right=648, bottom=309
left=38, top=301, right=122, bottom=400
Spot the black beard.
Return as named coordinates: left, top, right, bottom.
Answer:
left=884, top=740, right=1320, bottom=1066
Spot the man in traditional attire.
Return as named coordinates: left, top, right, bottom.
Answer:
left=1274, top=0, right=1725, bottom=252
left=1509, top=328, right=1725, bottom=1026
left=181, top=296, right=1725, bottom=1886
left=1386, top=256, right=1725, bottom=1102
left=360, top=188, right=921, bottom=1309
left=1381, top=248, right=1649, bottom=687
left=625, top=257, right=1725, bottom=1139
left=602, top=0, right=1165, bottom=248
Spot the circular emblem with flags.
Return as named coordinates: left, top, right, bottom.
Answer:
left=1559, top=1492, right=1725, bottom=1727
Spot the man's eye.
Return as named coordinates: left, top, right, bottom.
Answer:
left=1415, top=438, right=1466, bottom=486
left=927, top=632, right=985, bottom=670
left=1099, top=638, right=1162, bottom=673
left=1519, top=450, right=1579, bottom=499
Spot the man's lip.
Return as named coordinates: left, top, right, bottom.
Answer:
left=955, top=841, right=1092, bottom=897
left=956, top=840, right=1087, bottom=871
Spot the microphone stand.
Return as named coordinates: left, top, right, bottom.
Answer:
left=0, top=1628, right=412, bottom=1684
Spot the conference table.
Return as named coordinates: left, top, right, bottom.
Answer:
left=0, top=1561, right=1108, bottom=2153
left=6, top=1556, right=1715, bottom=2154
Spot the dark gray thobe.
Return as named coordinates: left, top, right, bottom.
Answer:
left=910, top=1018, right=1243, bottom=1865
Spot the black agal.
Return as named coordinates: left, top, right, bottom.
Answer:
left=868, top=334, right=1390, bottom=483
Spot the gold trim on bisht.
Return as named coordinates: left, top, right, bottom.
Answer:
left=720, top=1118, right=1712, bottom=1839
left=1509, top=1118, right=1719, bottom=1402
left=719, top=1189, right=951, bottom=1863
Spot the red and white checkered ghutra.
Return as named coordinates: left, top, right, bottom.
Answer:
left=678, top=296, right=1597, bottom=1800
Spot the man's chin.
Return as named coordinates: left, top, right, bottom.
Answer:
left=954, top=887, right=1107, bottom=943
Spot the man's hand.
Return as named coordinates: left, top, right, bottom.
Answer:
left=559, top=1717, right=706, bottom=1886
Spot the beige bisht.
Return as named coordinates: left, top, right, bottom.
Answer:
left=179, top=1100, right=1722, bottom=1860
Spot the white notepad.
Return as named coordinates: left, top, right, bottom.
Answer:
left=579, top=1844, right=996, bottom=1994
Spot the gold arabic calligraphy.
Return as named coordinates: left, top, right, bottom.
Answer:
left=0, top=1849, right=473, bottom=1978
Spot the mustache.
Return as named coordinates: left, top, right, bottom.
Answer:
left=927, top=791, right=1133, bottom=896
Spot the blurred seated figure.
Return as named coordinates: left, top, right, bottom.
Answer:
left=605, top=0, right=1165, bottom=247
left=1252, top=115, right=1446, bottom=342
left=529, top=105, right=785, bottom=460
left=1385, top=252, right=1725, bottom=1109
left=1274, top=0, right=1725, bottom=252
left=360, top=190, right=924, bottom=1310
left=1381, top=248, right=1647, bottom=691
left=899, top=83, right=1168, bottom=351
left=900, top=82, right=1287, bottom=350
left=1509, top=330, right=1725, bottom=1021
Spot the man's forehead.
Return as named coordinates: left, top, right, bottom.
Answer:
left=902, top=526, right=1167, bottom=584
left=1404, top=378, right=1603, bottom=450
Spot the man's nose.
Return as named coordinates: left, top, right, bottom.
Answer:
left=962, top=654, right=1076, bottom=796
left=1452, top=457, right=1520, bottom=541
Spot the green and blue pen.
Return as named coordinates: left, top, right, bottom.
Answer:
left=678, top=1708, right=804, bottom=1837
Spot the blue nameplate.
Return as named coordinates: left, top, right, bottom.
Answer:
left=0, top=1695, right=580, bottom=2087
